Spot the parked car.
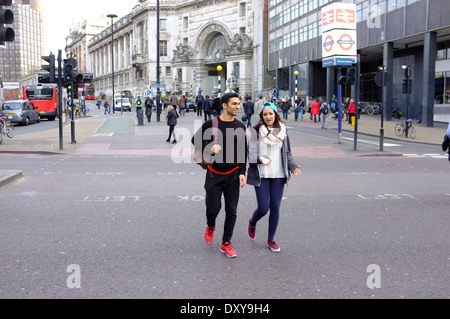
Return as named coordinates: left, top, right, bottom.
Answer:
left=113, top=97, right=132, bottom=112
left=1, top=100, right=40, bottom=125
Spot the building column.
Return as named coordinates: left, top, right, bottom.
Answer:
left=383, top=42, right=393, bottom=121
left=422, top=31, right=436, bottom=127
left=326, top=67, right=335, bottom=103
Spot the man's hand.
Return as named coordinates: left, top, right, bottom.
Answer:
left=211, top=144, right=222, bottom=155
left=239, top=174, right=247, bottom=188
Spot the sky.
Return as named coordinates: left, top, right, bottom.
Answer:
left=41, top=0, right=138, bottom=54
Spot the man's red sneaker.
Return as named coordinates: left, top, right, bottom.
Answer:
left=220, top=242, right=237, bottom=258
left=205, top=226, right=215, bottom=244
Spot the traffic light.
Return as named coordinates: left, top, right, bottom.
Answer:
left=41, top=53, right=56, bottom=83
left=63, top=58, right=74, bottom=83
left=338, top=65, right=357, bottom=86
left=73, top=72, right=84, bottom=83
left=0, top=0, right=14, bottom=46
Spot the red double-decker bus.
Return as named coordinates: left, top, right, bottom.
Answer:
left=77, top=83, right=95, bottom=100
left=22, top=84, right=58, bottom=121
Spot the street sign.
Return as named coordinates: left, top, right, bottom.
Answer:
left=322, top=29, right=357, bottom=58
left=322, top=2, right=357, bottom=68
left=322, top=3, right=356, bottom=33
left=322, top=56, right=357, bottom=68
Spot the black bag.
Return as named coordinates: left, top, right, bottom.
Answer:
left=194, top=117, right=219, bottom=170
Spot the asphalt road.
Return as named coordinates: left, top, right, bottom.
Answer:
left=0, top=104, right=449, bottom=302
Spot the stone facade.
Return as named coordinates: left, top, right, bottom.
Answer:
left=80, top=0, right=269, bottom=100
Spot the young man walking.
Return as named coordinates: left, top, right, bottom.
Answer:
left=192, top=92, right=247, bottom=257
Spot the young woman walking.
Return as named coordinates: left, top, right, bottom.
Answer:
left=165, top=105, right=178, bottom=144
left=247, top=102, right=301, bottom=252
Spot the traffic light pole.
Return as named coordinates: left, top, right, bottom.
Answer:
left=57, top=50, right=63, bottom=150
left=70, top=80, right=76, bottom=144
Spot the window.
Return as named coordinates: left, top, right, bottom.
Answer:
left=166, top=66, right=171, bottom=75
left=299, top=26, right=307, bottom=43
left=159, top=40, right=168, bottom=56
left=160, top=19, right=167, bottom=31
left=239, top=2, right=246, bottom=17
left=308, top=21, right=319, bottom=39
left=183, top=16, right=188, bottom=29
left=300, top=1, right=308, bottom=16
left=435, top=72, right=450, bottom=104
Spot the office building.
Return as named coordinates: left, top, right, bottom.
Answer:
left=268, top=0, right=450, bottom=125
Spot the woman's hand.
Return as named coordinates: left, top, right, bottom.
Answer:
left=260, top=156, right=271, bottom=165
left=291, top=165, right=302, bottom=176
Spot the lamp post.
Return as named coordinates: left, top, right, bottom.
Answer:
left=378, top=65, right=387, bottom=151
left=294, top=70, right=299, bottom=98
left=156, top=0, right=161, bottom=122
left=217, top=65, right=222, bottom=97
left=107, top=14, right=117, bottom=114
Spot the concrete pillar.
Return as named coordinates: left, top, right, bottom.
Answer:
left=422, top=31, right=436, bottom=127
left=326, top=67, right=335, bottom=103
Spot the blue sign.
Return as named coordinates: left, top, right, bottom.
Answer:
left=147, top=90, right=151, bottom=96
left=322, top=56, right=357, bottom=68
left=271, top=89, right=277, bottom=102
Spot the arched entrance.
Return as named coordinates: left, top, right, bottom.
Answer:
left=192, top=22, right=232, bottom=96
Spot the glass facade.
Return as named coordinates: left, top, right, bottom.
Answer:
left=0, top=0, right=44, bottom=83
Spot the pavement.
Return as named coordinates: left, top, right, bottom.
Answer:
left=0, top=109, right=448, bottom=187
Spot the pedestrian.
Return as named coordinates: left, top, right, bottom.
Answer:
left=202, top=95, right=212, bottom=121
left=178, top=95, right=186, bottom=116
left=191, top=92, right=248, bottom=258
left=243, top=95, right=254, bottom=127
left=344, top=97, right=350, bottom=122
left=103, top=100, right=110, bottom=114
left=170, top=92, right=179, bottom=114
left=281, top=98, right=290, bottom=120
left=331, top=94, right=337, bottom=113
left=295, top=96, right=305, bottom=121
left=442, top=122, right=450, bottom=162
left=256, top=95, right=265, bottom=115
left=195, top=93, right=204, bottom=117
left=135, top=96, right=143, bottom=117
left=247, top=102, right=301, bottom=252
left=75, top=102, right=81, bottom=117
left=212, top=95, right=221, bottom=117
left=145, top=96, right=153, bottom=122
left=165, top=105, right=178, bottom=144
left=347, top=99, right=356, bottom=124
left=96, top=98, right=101, bottom=109
left=320, top=99, right=331, bottom=130
left=311, top=98, right=320, bottom=122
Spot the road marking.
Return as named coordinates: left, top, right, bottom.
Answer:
left=404, top=154, right=447, bottom=159
left=342, top=137, right=401, bottom=147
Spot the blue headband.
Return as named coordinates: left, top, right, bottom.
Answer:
left=261, top=102, right=278, bottom=114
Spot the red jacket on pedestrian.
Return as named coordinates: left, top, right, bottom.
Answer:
left=311, top=100, right=320, bottom=115
left=347, top=101, right=356, bottom=113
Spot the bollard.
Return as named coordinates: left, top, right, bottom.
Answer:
left=137, top=109, right=144, bottom=126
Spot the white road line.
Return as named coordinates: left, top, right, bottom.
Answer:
left=342, top=137, right=401, bottom=147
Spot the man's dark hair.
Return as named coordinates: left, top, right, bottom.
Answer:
left=221, top=92, right=239, bottom=106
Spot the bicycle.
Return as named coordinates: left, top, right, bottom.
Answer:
left=395, top=119, right=416, bottom=139
left=0, top=118, right=15, bottom=143
left=367, top=103, right=381, bottom=115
